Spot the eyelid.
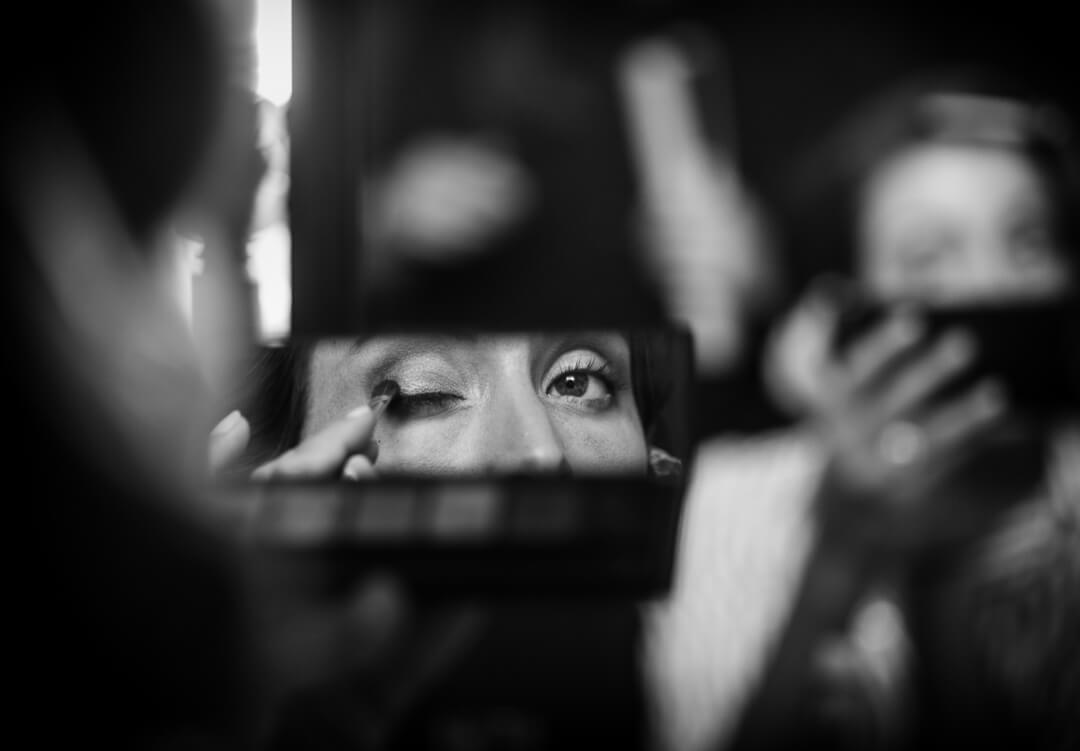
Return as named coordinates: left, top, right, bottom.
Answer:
left=542, top=352, right=627, bottom=412
left=387, top=390, right=465, bottom=419
left=544, top=351, right=616, bottom=390
left=372, top=366, right=468, bottom=400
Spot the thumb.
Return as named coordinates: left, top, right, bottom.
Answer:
left=765, top=290, right=841, bottom=417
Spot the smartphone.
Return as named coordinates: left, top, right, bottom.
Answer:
left=832, top=294, right=1080, bottom=415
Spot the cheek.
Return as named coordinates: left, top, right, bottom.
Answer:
left=554, top=413, right=649, bottom=474
left=373, top=419, right=470, bottom=474
left=303, top=348, right=365, bottom=438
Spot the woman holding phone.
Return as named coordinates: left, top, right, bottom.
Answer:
left=736, top=67, right=1080, bottom=751
left=647, top=66, right=1079, bottom=751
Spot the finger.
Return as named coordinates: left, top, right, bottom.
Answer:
left=841, top=309, right=925, bottom=392
left=342, top=453, right=377, bottom=481
left=917, top=378, right=1007, bottom=459
left=764, top=287, right=843, bottom=414
left=208, top=409, right=251, bottom=473
left=252, top=405, right=378, bottom=480
left=871, top=328, right=977, bottom=424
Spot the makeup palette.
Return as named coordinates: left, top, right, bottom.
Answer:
left=213, top=476, right=684, bottom=599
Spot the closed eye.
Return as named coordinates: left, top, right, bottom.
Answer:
left=387, top=391, right=464, bottom=419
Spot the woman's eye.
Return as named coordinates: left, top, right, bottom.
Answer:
left=387, top=392, right=463, bottom=419
left=546, top=371, right=612, bottom=405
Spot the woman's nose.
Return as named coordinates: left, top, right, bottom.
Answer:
left=476, top=391, right=569, bottom=475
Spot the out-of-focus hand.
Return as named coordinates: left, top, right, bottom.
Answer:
left=818, top=311, right=1004, bottom=496
left=767, top=282, right=1008, bottom=541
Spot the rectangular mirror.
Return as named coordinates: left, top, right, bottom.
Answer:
left=211, top=326, right=694, bottom=598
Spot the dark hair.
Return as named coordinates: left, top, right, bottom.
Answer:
left=783, top=66, right=1080, bottom=298
left=630, top=329, right=684, bottom=456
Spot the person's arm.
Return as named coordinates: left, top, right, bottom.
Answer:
left=722, top=467, right=900, bottom=751
left=728, top=284, right=1013, bottom=751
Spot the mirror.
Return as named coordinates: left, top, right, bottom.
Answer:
left=210, top=326, right=693, bottom=598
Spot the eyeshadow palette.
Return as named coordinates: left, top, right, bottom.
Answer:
left=212, top=476, right=685, bottom=599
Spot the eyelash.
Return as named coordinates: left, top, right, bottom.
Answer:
left=546, top=356, right=621, bottom=399
left=378, top=354, right=623, bottom=419
left=387, top=390, right=463, bottom=419
left=551, top=355, right=607, bottom=378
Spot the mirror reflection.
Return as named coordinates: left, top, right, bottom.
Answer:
left=212, top=329, right=690, bottom=482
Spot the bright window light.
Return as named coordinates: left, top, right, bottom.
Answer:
left=254, top=0, right=292, bottom=106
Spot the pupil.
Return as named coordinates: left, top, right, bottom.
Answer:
left=557, top=373, right=588, bottom=397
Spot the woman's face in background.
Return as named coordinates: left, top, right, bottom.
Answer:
left=304, top=333, right=649, bottom=476
left=858, top=143, right=1072, bottom=303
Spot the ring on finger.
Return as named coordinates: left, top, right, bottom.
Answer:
left=876, top=420, right=925, bottom=468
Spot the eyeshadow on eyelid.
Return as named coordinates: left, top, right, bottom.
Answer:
left=377, top=365, right=469, bottom=397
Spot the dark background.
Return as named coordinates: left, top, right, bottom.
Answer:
left=664, top=0, right=1078, bottom=232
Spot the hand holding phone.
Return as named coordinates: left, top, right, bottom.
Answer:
left=833, top=293, right=1080, bottom=416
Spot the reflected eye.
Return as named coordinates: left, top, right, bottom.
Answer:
left=544, top=352, right=618, bottom=411
left=387, top=391, right=463, bottom=419
left=549, top=372, right=606, bottom=399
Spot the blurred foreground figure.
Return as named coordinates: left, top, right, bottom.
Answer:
left=4, top=2, right=420, bottom=748
left=646, top=67, right=1079, bottom=751
left=4, top=3, right=254, bottom=746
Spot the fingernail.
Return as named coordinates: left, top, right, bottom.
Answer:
left=347, top=405, right=372, bottom=419
left=343, top=461, right=362, bottom=482
left=211, top=409, right=243, bottom=437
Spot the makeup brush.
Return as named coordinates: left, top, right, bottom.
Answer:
left=369, top=379, right=400, bottom=418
